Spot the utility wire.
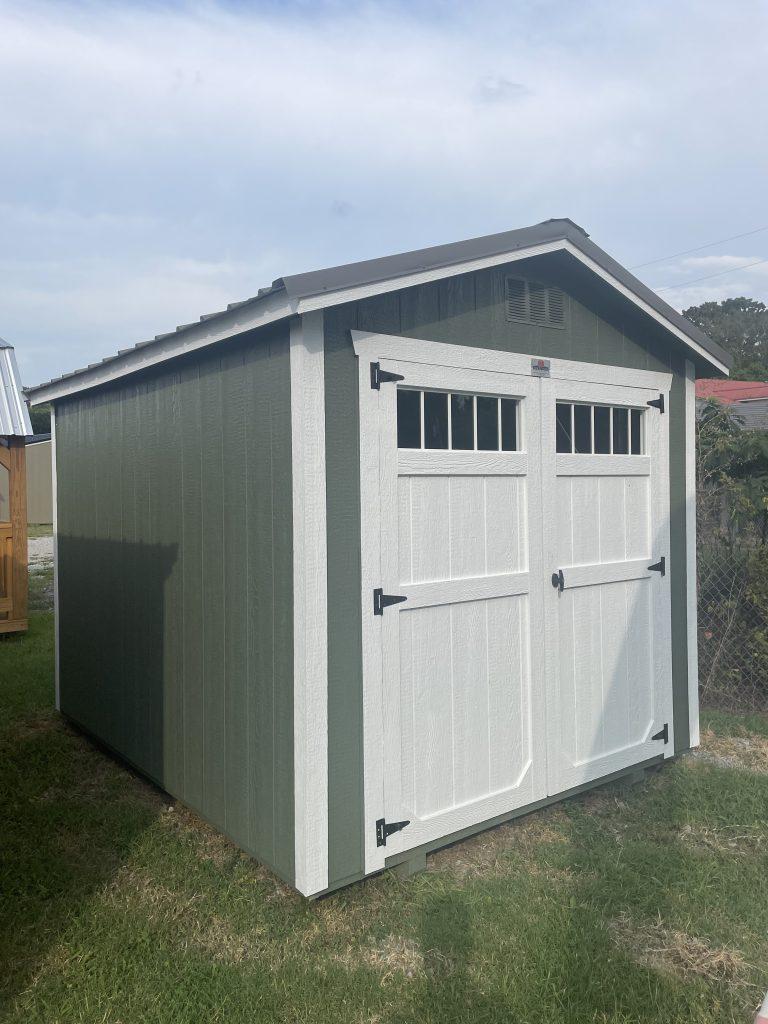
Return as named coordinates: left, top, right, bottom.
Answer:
left=631, top=224, right=768, bottom=269
left=655, top=256, right=768, bottom=291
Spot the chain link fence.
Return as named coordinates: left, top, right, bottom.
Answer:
left=696, top=417, right=768, bottom=712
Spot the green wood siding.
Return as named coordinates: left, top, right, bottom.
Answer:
left=324, top=254, right=693, bottom=889
left=55, top=325, right=295, bottom=883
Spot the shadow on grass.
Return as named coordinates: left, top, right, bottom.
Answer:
left=0, top=689, right=165, bottom=1011
left=0, top=534, right=178, bottom=1012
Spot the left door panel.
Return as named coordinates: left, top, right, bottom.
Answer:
left=375, top=361, right=548, bottom=859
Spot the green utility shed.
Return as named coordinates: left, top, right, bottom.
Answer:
left=27, top=219, right=731, bottom=897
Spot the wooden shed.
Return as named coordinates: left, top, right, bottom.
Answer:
left=27, top=220, right=731, bottom=896
left=1, top=337, right=32, bottom=634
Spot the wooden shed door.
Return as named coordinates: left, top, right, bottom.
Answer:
left=541, top=378, right=673, bottom=793
left=376, top=362, right=548, bottom=857
left=363, top=346, right=673, bottom=866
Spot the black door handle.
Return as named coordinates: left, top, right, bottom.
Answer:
left=551, top=569, right=564, bottom=592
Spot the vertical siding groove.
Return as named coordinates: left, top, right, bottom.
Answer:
left=55, top=325, right=295, bottom=886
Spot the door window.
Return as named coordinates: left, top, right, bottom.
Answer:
left=397, top=389, right=520, bottom=452
left=555, top=402, right=644, bottom=454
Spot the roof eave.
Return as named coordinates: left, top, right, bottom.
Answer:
left=26, top=220, right=730, bottom=405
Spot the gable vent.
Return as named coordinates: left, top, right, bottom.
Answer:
left=505, top=277, right=566, bottom=329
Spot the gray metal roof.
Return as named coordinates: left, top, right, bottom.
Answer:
left=277, top=218, right=730, bottom=369
left=26, top=219, right=732, bottom=402
left=0, top=337, right=33, bottom=436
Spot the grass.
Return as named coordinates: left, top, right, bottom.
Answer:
left=27, top=524, right=53, bottom=540
left=1, top=608, right=768, bottom=1023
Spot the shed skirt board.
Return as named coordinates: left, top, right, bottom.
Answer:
left=355, top=334, right=674, bottom=875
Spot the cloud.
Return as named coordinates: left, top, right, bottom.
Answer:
left=0, top=0, right=767, bottom=381
left=649, top=254, right=768, bottom=311
left=473, top=76, right=529, bottom=105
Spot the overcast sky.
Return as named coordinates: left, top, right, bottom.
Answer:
left=2, top=0, right=767, bottom=385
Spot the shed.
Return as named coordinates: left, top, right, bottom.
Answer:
left=27, top=219, right=731, bottom=896
left=25, top=433, right=53, bottom=525
left=1, top=336, right=32, bottom=634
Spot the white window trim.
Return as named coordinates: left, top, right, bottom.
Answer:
left=290, top=310, right=329, bottom=896
left=685, top=359, right=700, bottom=748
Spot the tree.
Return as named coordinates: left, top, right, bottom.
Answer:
left=28, top=403, right=51, bottom=434
left=683, top=297, right=768, bottom=380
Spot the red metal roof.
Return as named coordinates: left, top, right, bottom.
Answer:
left=696, top=379, right=768, bottom=403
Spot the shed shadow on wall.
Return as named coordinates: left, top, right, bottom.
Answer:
left=57, top=536, right=178, bottom=788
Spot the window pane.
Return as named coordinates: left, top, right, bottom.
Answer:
left=477, top=396, right=499, bottom=450
left=631, top=409, right=643, bottom=454
left=501, top=399, right=518, bottom=451
left=613, top=407, right=629, bottom=454
left=593, top=406, right=610, bottom=453
left=556, top=403, right=572, bottom=453
left=397, top=390, right=421, bottom=448
left=574, top=404, right=592, bottom=454
left=0, top=462, right=8, bottom=522
left=424, top=391, right=449, bottom=449
left=451, top=394, right=474, bottom=450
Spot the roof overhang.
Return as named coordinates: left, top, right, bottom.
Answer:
left=26, top=220, right=730, bottom=405
left=0, top=339, right=33, bottom=436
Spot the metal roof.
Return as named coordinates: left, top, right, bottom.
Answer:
left=0, top=337, right=33, bottom=437
left=696, top=379, right=768, bottom=403
left=26, top=219, right=732, bottom=404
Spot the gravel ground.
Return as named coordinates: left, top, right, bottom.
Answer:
left=28, top=536, right=54, bottom=566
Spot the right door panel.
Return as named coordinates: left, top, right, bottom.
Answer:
left=542, top=378, right=673, bottom=794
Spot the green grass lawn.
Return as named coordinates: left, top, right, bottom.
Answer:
left=27, top=524, right=53, bottom=540
left=1, top=611, right=767, bottom=1024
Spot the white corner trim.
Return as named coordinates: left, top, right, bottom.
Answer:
left=290, top=310, right=329, bottom=896
left=27, top=290, right=298, bottom=405
left=352, top=330, right=674, bottom=393
left=51, top=407, right=60, bottom=711
left=685, top=360, right=700, bottom=748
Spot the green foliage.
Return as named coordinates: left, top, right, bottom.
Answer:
left=696, top=398, right=768, bottom=535
left=28, top=403, right=50, bottom=435
left=683, top=297, right=768, bottom=379
left=697, top=401, right=768, bottom=708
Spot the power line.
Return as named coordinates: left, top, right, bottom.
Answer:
left=631, top=224, right=768, bottom=269
left=655, top=256, right=768, bottom=291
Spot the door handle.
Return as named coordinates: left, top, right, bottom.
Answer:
left=551, top=569, right=564, bottom=593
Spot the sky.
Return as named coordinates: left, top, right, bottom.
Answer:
left=1, top=0, right=767, bottom=385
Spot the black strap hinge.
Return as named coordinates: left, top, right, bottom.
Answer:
left=647, top=394, right=665, bottom=413
left=370, top=362, right=405, bottom=390
left=551, top=568, right=564, bottom=592
left=373, top=588, right=407, bottom=615
left=648, top=556, right=666, bottom=576
left=376, top=817, right=410, bottom=847
left=652, top=723, right=669, bottom=744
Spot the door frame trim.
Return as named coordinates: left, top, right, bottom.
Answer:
left=352, top=330, right=672, bottom=875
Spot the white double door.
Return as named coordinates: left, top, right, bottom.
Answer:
left=371, top=354, right=673, bottom=860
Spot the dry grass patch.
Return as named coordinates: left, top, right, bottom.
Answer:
left=102, top=866, right=279, bottom=967
left=334, top=934, right=426, bottom=984
left=689, top=729, right=768, bottom=774
left=431, top=808, right=571, bottom=879
left=610, top=912, right=754, bottom=988
left=679, top=822, right=766, bottom=856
